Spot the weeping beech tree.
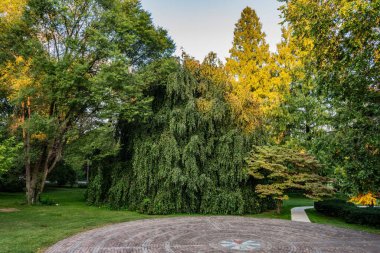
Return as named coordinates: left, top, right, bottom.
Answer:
left=87, top=54, right=274, bottom=214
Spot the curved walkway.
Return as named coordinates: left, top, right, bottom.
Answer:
left=291, top=206, right=314, bottom=222
left=46, top=216, right=380, bottom=253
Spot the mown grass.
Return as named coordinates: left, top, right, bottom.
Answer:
left=1, top=189, right=379, bottom=253
left=306, top=208, right=380, bottom=234
left=0, top=188, right=160, bottom=253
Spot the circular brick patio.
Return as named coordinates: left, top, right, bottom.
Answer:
left=46, top=216, right=380, bottom=253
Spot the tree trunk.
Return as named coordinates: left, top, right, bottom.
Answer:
left=25, top=138, right=33, bottom=204
left=26, top=165, right=41, bottom=204
left=23, top=97, right=70, bottom=204
left=26, top=184, right=37, bottom=205
left=276, top=199, right=283, bottom=214
left=306, top=124, right=312, bottom=141
left=23, top=98, right=38, bottom=205
left=25, top=156, right=59, bottom=204
left=39, top=164, right=51, bottom=196
left=25, top=139, right=64, bottom=204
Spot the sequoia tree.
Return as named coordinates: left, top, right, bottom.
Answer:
left=226, top=7, right=285, bottom=132
left=0, top=0, right=174, bottom=204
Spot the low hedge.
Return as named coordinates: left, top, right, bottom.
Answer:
left=314, top=199, right=380, bottom=227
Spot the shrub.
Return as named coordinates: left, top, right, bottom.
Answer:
left=314, top=199, right=380, bottom=227
left=345, top=208, right=380, bottom=226
left=314, top=199, right=355, bottom=217
left=47, top=162, right=77, bottom=187
left=0, top=168, right=24, bottom=192
left=39, top=197, right=57, bottom=206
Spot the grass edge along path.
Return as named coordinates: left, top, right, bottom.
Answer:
left=306, top=208, right=380, bottom=234
left=0, top=188, right=379, bottom=253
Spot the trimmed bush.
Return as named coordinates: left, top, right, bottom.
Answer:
left=314, top=199, right=355, bottom=217
left=47, top=162, right=77, bottom=187
left=345, top=208, right=380, bottom=226
left=314, top=199, right=380, bottom=227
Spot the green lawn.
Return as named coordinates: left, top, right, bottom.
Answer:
left=306, top=208, right=380, bottom=234
left=0, top=188, right=159, bottom=253
left=0, top=188, right=379, bottom=253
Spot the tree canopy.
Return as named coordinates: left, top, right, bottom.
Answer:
left=0, top=0, right=377, bottom=213
left=246, top=145, right=333, bottom=213
left=0, top=0, right=174, bottom=204
left=280, top=0, right=380, bottom=195
left=226, top=7, right=287, bottom=133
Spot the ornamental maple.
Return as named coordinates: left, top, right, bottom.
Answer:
left=246, top=145, right=333, bottom=213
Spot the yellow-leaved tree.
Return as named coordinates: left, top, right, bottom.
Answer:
left=0, top=0, right=27, bottom=23
left=270, top=26, right=319, bottom=144
left=226, top=7, right=286, bottom=132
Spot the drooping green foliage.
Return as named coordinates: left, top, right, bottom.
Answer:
left=246, top=145, right=333, bottom=213
left=88, top=54, right=274, bottom=214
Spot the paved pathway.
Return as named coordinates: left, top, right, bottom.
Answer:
left=0, top=208, right=20, bottom=213
left=291, top=206, right=314, bottom=223
left=46, top=216, right=380, bottom=253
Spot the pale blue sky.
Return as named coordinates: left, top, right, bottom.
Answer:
left=140, top=0, right=283, bottom=61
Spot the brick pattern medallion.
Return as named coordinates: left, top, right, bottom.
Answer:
left=45, top=216, right=380, bottom=253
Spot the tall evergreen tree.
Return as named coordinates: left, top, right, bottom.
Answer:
left=226, top=7, right=283, bottom=132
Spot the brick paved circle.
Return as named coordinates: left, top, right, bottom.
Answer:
left=45, top=216, right=380, bottom=253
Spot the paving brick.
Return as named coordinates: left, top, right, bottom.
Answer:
left=45, top=216, right=380, bottom=253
